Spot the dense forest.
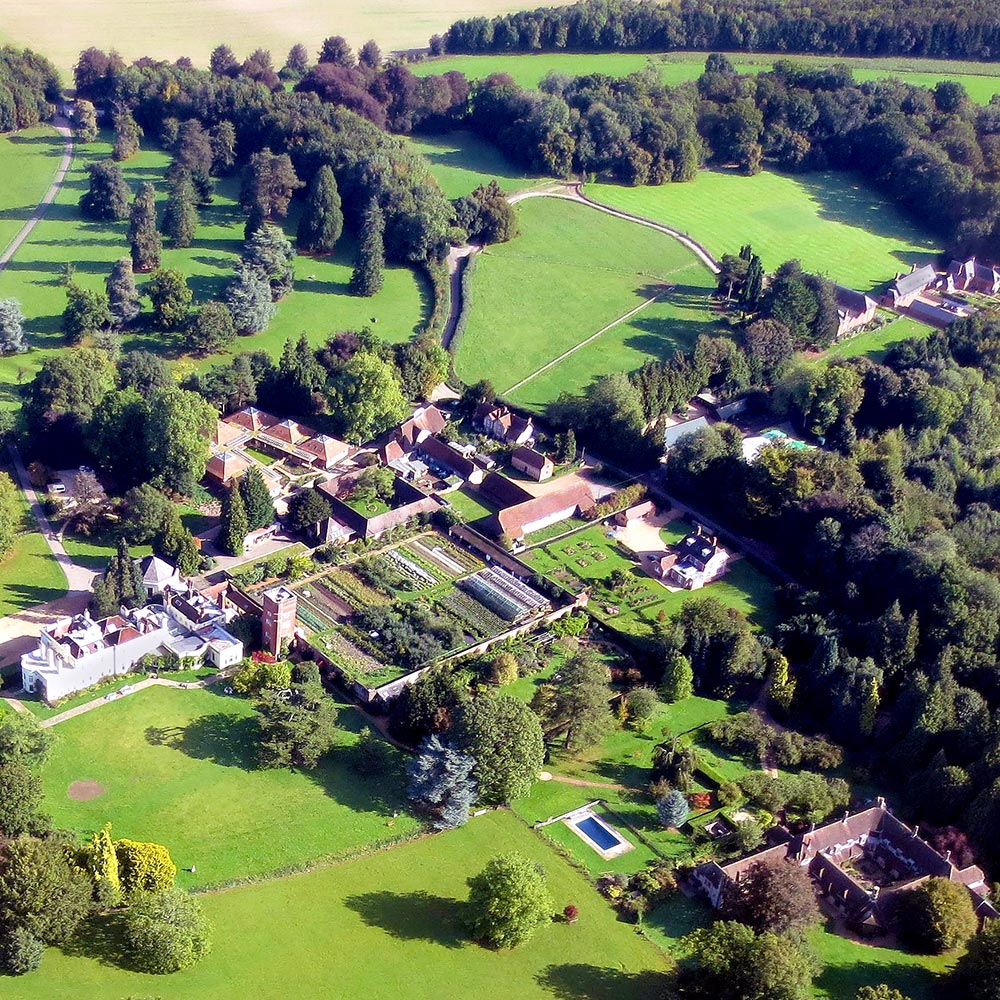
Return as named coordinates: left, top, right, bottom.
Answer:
left=442, top=0, right=1000, bottom=61
left=0, top=46, right=60, bottom=132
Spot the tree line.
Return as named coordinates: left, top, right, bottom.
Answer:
left=0, top=47, right=59, bottom=133
left=440, top=0, right=1000, bottom=62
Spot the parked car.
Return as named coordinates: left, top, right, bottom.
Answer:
left=49, top=482, right=66, bottom=494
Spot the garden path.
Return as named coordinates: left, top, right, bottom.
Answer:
left=0, top=116, right=74, bottom=271
left=548, top=774, right=636, bottom=792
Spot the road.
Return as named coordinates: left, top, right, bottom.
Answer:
left=0, top=116, right=74, bottom=271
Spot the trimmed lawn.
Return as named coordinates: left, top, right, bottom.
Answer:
left=456, top=196, right=724, bottom=408
left=408, top=130, right=549, bottom=198
left=41, top=684, right=419, bottom=888
left=60, top=531, right=153, bottom=573
left=0, top=124, right=62, bottom=255
left=446, top=485, right=497, bottom=523
left=591, top=170, right=940, bottom=293
left=823, top=315, right=937, bottom=362
left=416, top=51, right=1000, bottom=104
left=0, top=478, right=67, bottom=617
left=0, top=134, right=428, bottom=407
left=5, top=809, right=667, bottom=1000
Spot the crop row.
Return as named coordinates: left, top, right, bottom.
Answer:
left=437, top=590, right=508, bottom=639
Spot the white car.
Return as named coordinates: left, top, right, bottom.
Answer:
left=49, top=483, right=66, bottom=494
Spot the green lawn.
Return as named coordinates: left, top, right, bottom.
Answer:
left=60, top=531, right=153, bottom=572
left=415, top=50, right=1000, bottom=104
left=456, top=196, right=723, bottom=409
left=5, top=809, right=667, bottom=1000
left=408, top=130, right=549, bottom=199
left=0, top=477, right=67, bottom=617
left=823, top=314, right=937, bottom=362
left=41, top=684, right=419, bottom=888
left=446, top=485, right=497, bottom=523
left=590, top=170, right=939, bottom=293
left=0, top=124, right=62, bottom=255
left=0, top=134, right=428, bottom=407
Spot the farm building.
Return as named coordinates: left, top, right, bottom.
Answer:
left=213, top=407, right=350, bottom=472
left=474, top=402, right=535, bottom=445
left=692, top=798, right=998, bottom=937
left=417, top=434, right=486, bottom=484
left=946, top=257, right=1000, bottom=295
left=885, top=264, right=937, bottom=308
left=834, top=285, right=878, bottom=338
left=489, top=483, right=596, bottom=541
left=319, top=475, right=443, bottom=540
left=461, top=567, right=549, bottom=622
left=511, top=446, right=554, bottom=481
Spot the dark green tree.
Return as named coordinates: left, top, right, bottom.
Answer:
left=80, top=160, right=131, bottom=220
left=239, top=150, right=302, bottom=220
left=122, top=888, right=211, bottom=974
left=897, top=877, right=978, bottom=954
left=0, top=761, right=47, bottom=837
left=0, top=925, right=43, bottom=976
left=539, top=648, right=611, bottom=751
left=112, top=107, right=142, bottom=160
left=145, top=268, right=192, bottom=330
left=359, top=39, right=382, bottom=69
left=242, top=224, right=295, bottom=299
left=297, top=164, right=343, bottom=254
left=286, top=487, right=332, bottom=533
left=723, top=859, right=822, bottom=936
left=947, top=918, right=1000, bottom=999
left=282, top=43, right=310, bottom=80
left=120, top=483, right=169, bottom=544
left=105, top=258, right=141, bottom=328
left=239, top=466, right=275, bottom=531
left=92, top=536, right=145, bottom=617
left=62, top=281, right=111, bottom=344
left=129, top=181, right=162, bottom=272
left=154, top=505, right=200, bottom=575
left=162, top=170, right=197, bottom=248
left=350, top=198, right=385, bottom=297
left=210, top=120, right=237, bottom=175
left=466, top=853, right=553, bottom=950
left=219, top=482, right=249, bottom=557
left=187, top=300, right=236, bottom=355
left=74, top=99, right=98, bottom=143
left=318, top=35, right=354, bottom=66
left=0, top=712, right=52, bottom=769
left=255, top=681, right=338, bottom=769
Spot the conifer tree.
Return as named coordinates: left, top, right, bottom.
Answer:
left=225, top=261, right=275, bottom=334
left=162, top=171, right=197, bottom=248
left=87, top=823, right=122, bottom=907
left=105, top=258, right=141, bottom=328
left=407, top=735, right=477, bottom=830
left=210, top=120, right=237, bottom=176
left=92, top=537, right=145, bottom=616
left=238, top=466, right=275, bottom=532
left=0, top=298, right=27, bottom=355
left=349, top=198, right=384, bottom=297
left=112, top=108, right=142, bottom=161
left=296, top=165, right=343, bottom=254
left=129, top=182, right=162, bottom=272
left=220, top=483, right=248, bottom=556
left=860, top=676, right=880, bottom=736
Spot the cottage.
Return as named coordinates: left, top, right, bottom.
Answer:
left=510, top=446, right=554, bottom=482
left=947, top=257, right=1000, bottom=295
left=834, top=285, right=878, bottom=338
left=663, top=528, right=729, bottom=589
left=474, top=403, right=534, bottom=445
left=397, top=404, right=448, bottom=447
left=885, top=264, right=937, bottom=308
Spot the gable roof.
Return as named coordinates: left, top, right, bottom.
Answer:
left=418, top=434, right=479, bottom=479
left=511, top=446, right=551, bottom=471
left=398, top=404, right=448, bottom=446
left=893, top=264, right=937, bottom=298
left=479, top=471, right=533, bottom=509
left=835, top=284, right=877, bottom=317
left=496, top=483, right=595, bottom=538
left=949, top=258, right=976, bottom=281
left=663, top=416, right=710, bottom=450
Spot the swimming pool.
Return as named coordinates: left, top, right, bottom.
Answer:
left=575, top=816, right=622, bottom=851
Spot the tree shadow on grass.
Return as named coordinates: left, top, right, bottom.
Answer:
left=303, top=743, right=410, bottom=814
left=59, top=913, right=130, bottom=970
left=813, top=957, right=943, bottom=1000
left=343, top=890, right=466, bottom=948
left=145, top=712, right=259, bottom=770
left=537, top=963, right=668, bottom=1000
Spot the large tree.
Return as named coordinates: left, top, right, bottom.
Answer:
left=88, top=387, right=148, bottom=485
left=286, top=487, right=332, bottom=534
left=155, top=505, right=200, bottom=575
left=455, top=694, right=544, bottom=805
left=225, top=260, right=275, bottom=334
left=0, top=762, right=47, bottom=837
left=80, top=160, right=131, bottom=220
left=466, top=853, right=553, bottom=950
left=112, top=107, right=142, bottom=160
left=897, top=877, right=978, bottom=954
left=297, top=164, right=343, bottom=254
left=239, top=466, right=275, bottom=531
left=330, top=350, right=406, bottom=443
left=122, top=888, right=211, bottom=974
left=407, top=735, right=477, bottom=829
left=242, top=224, right=295, bottom=300
left=144, top=386, right=214, bottom=495
left=0, top=298, right=27, bottom=355
left=541, top=648, right=611, bottom=752
left=145, top=268, right=192, bottom=329
left=120, top=483, right=169, bottom=544
left=350, top=198, right=385, bottom=297
left=91, top=536, right=146, bottom=618
left=74, top=99, right=98, bottom=143
left=723, top=859, right=822, bottom=936
left=188, top=299, right=236, bottom=355
left=62, top=281, right=111, bottom=344
left=162, top=170, right=198, bottom=247
left=255, top=681, right=338, bottom=769
left=210, top=120, right=237, bottom=175
left=0, top=711, right=51, bottom=769
left=219, top=482, right=248, bottom=556
left=105, top=258, right=141, bottom=328
left=128, top=181, right=162, bottom=272
left=0, top=473, right=22, bottom=559
left=948, top=917, right=1000, bottom=999
left=240, top=150, right=302, bottom=220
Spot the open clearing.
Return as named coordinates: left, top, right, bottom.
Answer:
left=591, top=170, right=939, bottom=293
left=41, top=684, right=418, bottom=888
left=0, top=0, right=572, bottom=75
left=455, top=196, right=722, bottom=408
left=0, top=124, right=63, bottom=256
left=415, top=50, right=1000, bottom=104
left=0, top=133, right=427, bottom=405
left=5, top=809, right=666, bottom=1000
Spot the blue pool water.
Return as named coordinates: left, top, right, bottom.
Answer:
left=575, top=816, right=623, bottom=851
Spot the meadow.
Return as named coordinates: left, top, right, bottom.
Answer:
left=4, top=808, right=667, bottom=1000
left=0, top=132, right=428, bottom=406
left=455, top=196, right=723, bottom=408
left=0, top=124, right=62, bottom=256
left=41, top=683, right=419, bottom=888
left=591, top=170, right=940, bottom=293
left=414, top=50, right=1000, bottom=104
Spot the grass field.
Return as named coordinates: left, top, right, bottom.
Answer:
left=0, top=125, right=62, bottom=255
left=824, top=314, right=937, bottom=361
left=591, top=170, right=939, bottom=293
left=0, top=133, right=428, bottom=407
left=4, top=809, right=666, bottom=1000
left=0, top=475, right=67, bottom=617
left=0, top=0, right=574, bottom=74
left=456, top=196, right=723, bottom=410
left=41, top=684, right=419, bottom=888
left=414, top=50, right=1000, bottom=104
left=409, top=130, right=550, bottom=199
left=60, top=531, right=153, bottom=572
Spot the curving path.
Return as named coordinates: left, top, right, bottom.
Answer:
left=0, top=116, right=75, bottom=272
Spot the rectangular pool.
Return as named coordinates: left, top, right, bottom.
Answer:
left=575, top=815, right=624, bottom=852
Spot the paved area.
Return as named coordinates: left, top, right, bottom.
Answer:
left=0, top=117, right=74, bottom=271
left=616, top=507, right=679, bottom=560
left=517, top=464, right=619, bottom=502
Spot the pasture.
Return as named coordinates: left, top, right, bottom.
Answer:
left=0, top=134, right=428, bottom=405
left=414, top=50, right=1000, bottom=104
left=41, top=683, right=419, bottom=888
left=455, top=196, right=723, bottom=408
left=591, top=170, right=940, bottom=292
left=0, top=124, right=62, bottom=256
left=3, top=809, right=667, bottom=1000
left=0, top=0, right=573, bottom=74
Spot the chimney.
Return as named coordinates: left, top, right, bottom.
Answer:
left=696, top=524, right=703, bottom=536
left=710, top=535, right=717, bottom=547
left=912, top=825, right=920, bottom=839
left=945, top=850, right=952, bottom=863
left=871, top=885, right=880, bottom=901
left=876, top=796, right=886, bottom=810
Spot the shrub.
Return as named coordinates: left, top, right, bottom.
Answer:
left=115, top=839, right=176, bottom=900
left=122, top=888, right=211, bottom=973
left=232, top=658, right=292, bottom=695
left=563, top=904, right=579, bottom=923
left=0, top=926, right=44, bottom=975
left=625, top=687, right=658, bottom=730
left=718, top=780, right=742, bottom=806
